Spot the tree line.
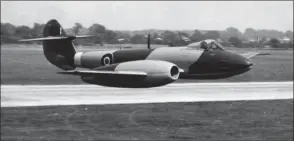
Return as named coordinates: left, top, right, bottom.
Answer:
left=1, top=22, right=293, bottom=48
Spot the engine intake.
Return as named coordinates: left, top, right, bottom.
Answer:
left=170, top=66, right=180, bottom=80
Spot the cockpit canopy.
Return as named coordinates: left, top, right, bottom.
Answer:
left=187, top=39, right=224, bottom=51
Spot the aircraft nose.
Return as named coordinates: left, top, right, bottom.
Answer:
left=227, top=52, right=253, bottom=69
left=237, top=56, right=253, bottom=69
left=244, top=59, right=253, bottom=68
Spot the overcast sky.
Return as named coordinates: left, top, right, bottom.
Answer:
left=1, top=1, right=293, bottom=32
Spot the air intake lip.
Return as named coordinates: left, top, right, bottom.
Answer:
left=170, top=66, right=180, bottom=79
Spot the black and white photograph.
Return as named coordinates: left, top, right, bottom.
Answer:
left=1, top=1, right=293, bottom=140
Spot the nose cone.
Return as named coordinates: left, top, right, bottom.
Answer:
left=223, top=51, right=253, bottom=70
left=243, top=59, right=253, bottom=68
left=233, top=54, right=253, bottom=70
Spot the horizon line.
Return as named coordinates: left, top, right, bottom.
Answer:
left=1, top=21, right=293, bottom=33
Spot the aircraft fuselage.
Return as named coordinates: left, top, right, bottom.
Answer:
left=75, top=46, right=252, bottom=79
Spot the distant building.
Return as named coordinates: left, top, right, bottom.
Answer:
left=281, top=37, right=291, bottom=43
left=117, top=38, right=126, bottom=42
left=215, top=38, right=223, bottom=42
left=155, top=37, right=163, bottom=41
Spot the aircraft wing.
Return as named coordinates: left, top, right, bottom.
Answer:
left=241, top=52, right=260, bottom=59
left=58, top=70, right=147, bottom=76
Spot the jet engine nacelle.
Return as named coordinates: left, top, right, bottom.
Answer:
left=74, top=51, right=113, bottom=68
left=81, top=60, right=181, bottom=88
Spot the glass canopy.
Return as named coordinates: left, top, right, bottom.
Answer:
left=187, top=39, right=224, bottom=51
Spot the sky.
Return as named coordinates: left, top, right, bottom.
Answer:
left=1, top=1, right=293, bottom=32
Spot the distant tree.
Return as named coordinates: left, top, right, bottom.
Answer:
left=130, top=34, right=145, bottom=44
left=228, top=37, right=242, bottom=47
left=89, top=23, right=106, bottom=33
left=89, top=23, right=106, bottom=45
left=244, top=28, right=257, bottom=39
left=285, top=30, right=293, bottom=40
left=116, top=32, right=131, bottom=40
left=269, top=38, right=280, bottom=48
left=1, top=23, right=16, bottom=37
left=104, top=30, right=117, bottom=44
left=151, top=32, right=160, bottom=40
left=162, top=31, right=178, bottom=41
left=1, top=23, right=17, bottom=43
left=203, top=30, right=220, bottom=40
left=176, top=32, right=191, bottom=46
left=151, top=32, right=164, bottom=44
left=255, top=29, right=284, bottom=39
left=259, top=37, right=267, bottom=44
left=191, top=30, right=205, bottom=42
left=178, top=32, right=190, bottom=39
left=14, top=25, right=32, bottom=39
left=73, top=23, right=83, bottom=35
left=225, top=27, right=242, bottom=38
left=31, top=23, right=45, bottom=38
left=162, top=30, right=178, bottom=46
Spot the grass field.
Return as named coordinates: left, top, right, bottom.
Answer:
left=1, top=44, right=293, bottom=84
left=1, top=99, right=292, bottom=140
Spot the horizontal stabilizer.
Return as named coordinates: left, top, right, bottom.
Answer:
left=19, top=35, right=92, bottom=42
left=19, top=36, right=68, bottom=42
left=58, top=70, right=147, bottom=76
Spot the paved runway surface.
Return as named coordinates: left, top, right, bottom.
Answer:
left=1, top=82, right=293, bottom=107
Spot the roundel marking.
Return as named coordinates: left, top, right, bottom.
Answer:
left=101, top=54, right=113, bottom=66
left=103, top=56, right=111, bottom=66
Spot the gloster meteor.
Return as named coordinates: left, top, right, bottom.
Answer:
left=20, top=19, right=259, bottom=88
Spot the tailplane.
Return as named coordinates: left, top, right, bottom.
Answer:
left=19, top=19, right=90, bottom=70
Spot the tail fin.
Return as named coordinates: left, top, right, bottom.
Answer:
left=42, top=19, right=76, bottom=70
left=19, top=19, right=90, bottom=70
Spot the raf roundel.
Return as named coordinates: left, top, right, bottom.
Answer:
left=103, top=56, right=111, bottom=66
left=101, top=54, right=113, bottom=66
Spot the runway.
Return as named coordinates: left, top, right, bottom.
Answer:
left=1, top=82, right=293, bottom=107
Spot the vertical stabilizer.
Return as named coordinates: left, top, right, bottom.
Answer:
left=42, top=19, right=76, bottom=70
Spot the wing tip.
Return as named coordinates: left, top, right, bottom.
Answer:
left=57, top=71, right=76, bottom=74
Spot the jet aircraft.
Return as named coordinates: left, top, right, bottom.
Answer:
left=20, top=19, right=259, bottom=88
